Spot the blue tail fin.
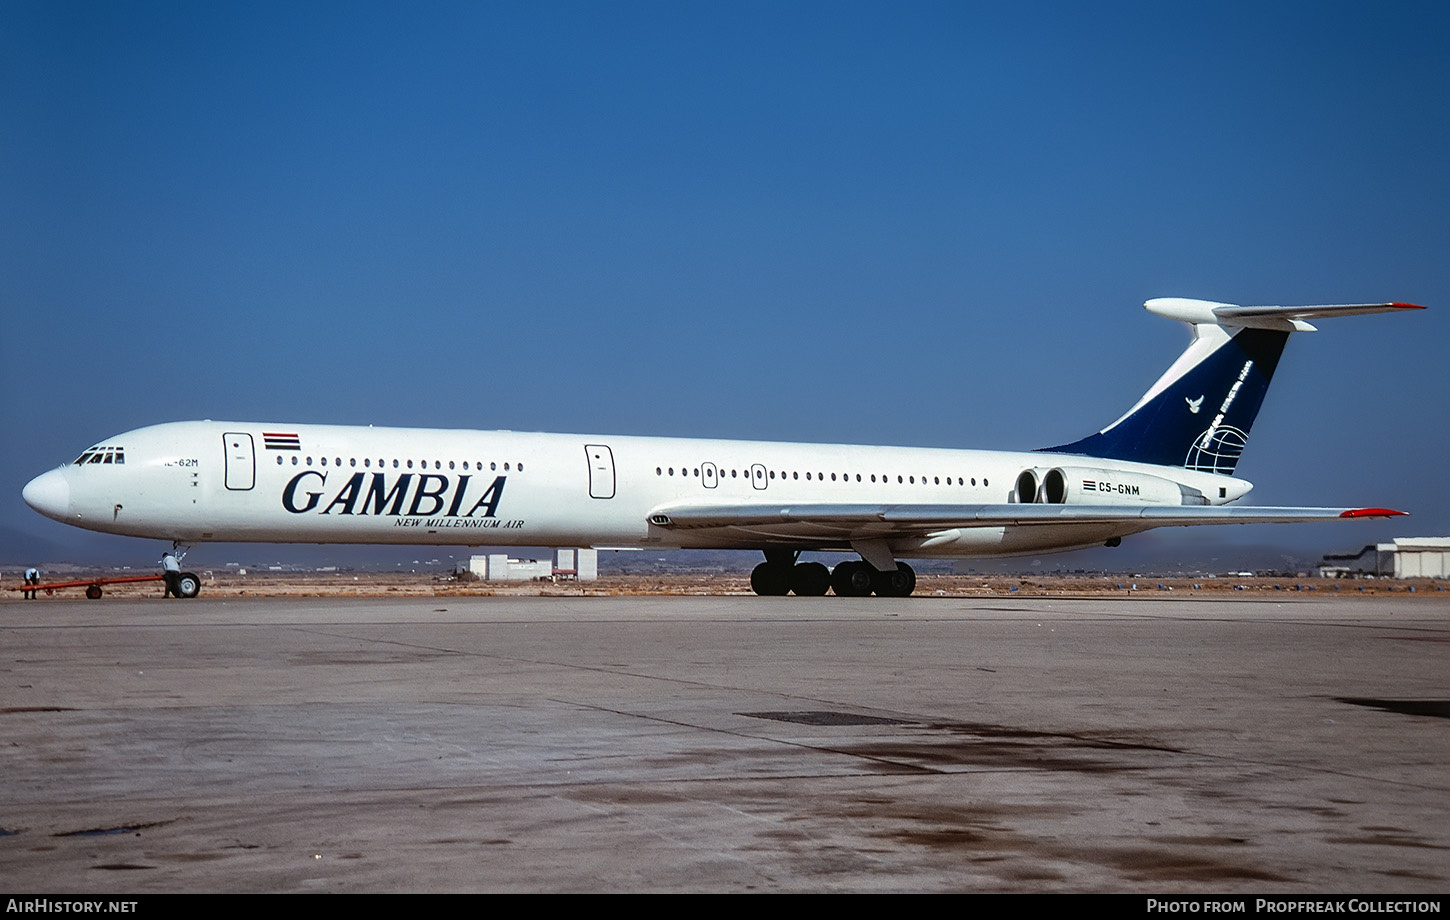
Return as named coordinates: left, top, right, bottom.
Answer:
left=1041, top=298, right=1424, bottom=475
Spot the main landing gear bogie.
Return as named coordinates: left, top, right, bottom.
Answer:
left=751, top=556, right=916, bottom=598
left=829, top=560, right=875, bottom=597
left=750, top=558, right=830, bottom=596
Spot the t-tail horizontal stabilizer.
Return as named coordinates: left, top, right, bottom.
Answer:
left=1042, top=299, right=1424, bottom=475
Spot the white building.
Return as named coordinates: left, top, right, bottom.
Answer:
left=469, top=548, right=598, bottom=581
left=1319, top=537, right=1450, bottom=579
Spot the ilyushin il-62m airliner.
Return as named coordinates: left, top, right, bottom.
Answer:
left=23, top=298, right=1422, bottom=598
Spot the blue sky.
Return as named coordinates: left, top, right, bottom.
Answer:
left=3, top=1, right=1447, bottom=564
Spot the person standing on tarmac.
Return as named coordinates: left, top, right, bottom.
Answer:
left=161, top=551, right=181, bottom=598
left=24, top=566, right=39, bottom=599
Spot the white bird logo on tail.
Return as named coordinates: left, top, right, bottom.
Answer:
left=1186, top=395, right=1204, bottom=414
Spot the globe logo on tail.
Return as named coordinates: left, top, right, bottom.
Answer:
left=1185, top=425, right=1248, bottom=475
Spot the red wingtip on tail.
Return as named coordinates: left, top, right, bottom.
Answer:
left=1389, top=302, right=1428, bottom=310
left=1339, top=508, right=1409, bottom=518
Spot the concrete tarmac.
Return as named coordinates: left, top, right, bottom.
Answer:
left=1, top=594, right=1447, bottom=893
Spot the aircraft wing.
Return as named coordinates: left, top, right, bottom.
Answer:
left=648, top=502, right=1405, bottom=541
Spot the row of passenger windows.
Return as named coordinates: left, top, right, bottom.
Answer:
left=655, top=466, right=987, bottom=487
left=275, top=455, right=521, bottom=472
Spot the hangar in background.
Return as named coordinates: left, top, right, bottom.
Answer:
left=1319, top=537, right=1450, bottom=579
left=469, top=548, right=599, bottom=582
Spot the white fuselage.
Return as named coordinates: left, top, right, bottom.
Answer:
left=24, top=421, right=1251, bottom=559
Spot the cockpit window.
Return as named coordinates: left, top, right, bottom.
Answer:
left=73, top=447, right=124, bottom=465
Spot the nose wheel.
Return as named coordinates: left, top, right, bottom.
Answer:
left=176, top=573, right=201, bottom=598
left=160, top=543, right=202, bottom=599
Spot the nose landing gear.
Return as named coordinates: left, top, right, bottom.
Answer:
left=162, top=542, right=201, bottom=599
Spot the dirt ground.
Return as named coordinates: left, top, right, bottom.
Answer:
left=3, top=570, right=1444, bottom=600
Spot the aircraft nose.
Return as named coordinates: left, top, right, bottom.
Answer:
left=22, top=469, right=71, bottom=522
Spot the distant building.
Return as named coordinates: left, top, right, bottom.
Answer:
left=550, top=548, right=597, bottom=580
left=1319, top=537, right=1450, bottom=579
left=469, top=549, right=598, bottom=581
